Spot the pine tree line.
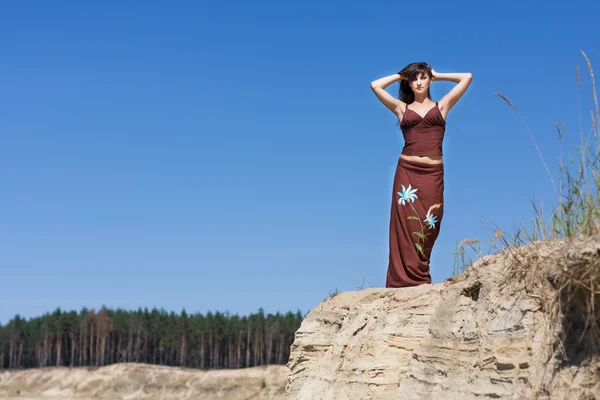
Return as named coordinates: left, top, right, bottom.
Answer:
left=0, top=307, right=304, bottom=370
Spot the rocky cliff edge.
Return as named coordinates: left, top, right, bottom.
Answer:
left=286, top=235, right=600, bottom=399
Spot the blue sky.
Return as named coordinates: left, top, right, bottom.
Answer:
left=1, top=0, right=598, bottom=323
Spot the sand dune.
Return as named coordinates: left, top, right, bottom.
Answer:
left=0, top=362, right=289, bottom=400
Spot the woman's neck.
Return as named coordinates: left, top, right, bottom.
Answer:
left=413, top=94, right=430, bottom=104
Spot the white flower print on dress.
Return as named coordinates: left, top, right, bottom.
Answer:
left=397, top=184, right=418, bottom=205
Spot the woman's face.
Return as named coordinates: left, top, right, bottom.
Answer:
left=409, top=72, right=431, bottom=95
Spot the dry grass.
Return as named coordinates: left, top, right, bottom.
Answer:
left=494, top=93, right=559, bottom=198
left=325, top=288, right=340, bottom=301
left=453, top=238, right=481, bottom=276
left=547, top=243, right=600, bottom=364
left=581, top=51, right=598, bottom=117
left=454, top=49, right=599, bottom=263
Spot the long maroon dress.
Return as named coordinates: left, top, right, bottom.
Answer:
left=386, top=102, right=446, bottom=288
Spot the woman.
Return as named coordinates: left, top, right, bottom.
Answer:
left=370, top=62, right=472, bottom=288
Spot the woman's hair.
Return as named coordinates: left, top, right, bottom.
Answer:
left=397, top=62, right=433, bottom=104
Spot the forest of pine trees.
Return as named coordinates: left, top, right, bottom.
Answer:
left=0, top=307, right=304, bottom=370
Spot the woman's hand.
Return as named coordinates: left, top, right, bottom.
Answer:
left=430, top=68, right=438, bottom=81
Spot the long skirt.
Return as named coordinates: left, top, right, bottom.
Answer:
left=386, top=157, right=444, bottom=288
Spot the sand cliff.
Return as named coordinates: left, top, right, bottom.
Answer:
left=285, top=235, right=600, bottom=399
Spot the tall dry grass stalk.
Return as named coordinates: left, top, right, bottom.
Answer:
left=453, top=238, right=481, bottom=276
left=581, top=51, right=598, bottom=127
left=495, top=51, right=599, bottom=240
left=494, top=92, right=559, bottom=199
left=452, top=51, right=599, bottom=277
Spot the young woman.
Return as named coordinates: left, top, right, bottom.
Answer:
left=370, top=62, right=472, bottom=288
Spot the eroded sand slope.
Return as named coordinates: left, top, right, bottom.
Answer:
left=0, top=362, right=289, bottom=400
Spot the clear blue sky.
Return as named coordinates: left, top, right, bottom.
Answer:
left=1, top=0, right=598, bottom=323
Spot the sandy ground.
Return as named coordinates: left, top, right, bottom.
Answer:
left=0, top=362, right=290, bottom=400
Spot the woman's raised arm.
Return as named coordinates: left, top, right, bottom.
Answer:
left=432, top=70, right=472, bottom=115
left=370, top=73, right=406, bottom=115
